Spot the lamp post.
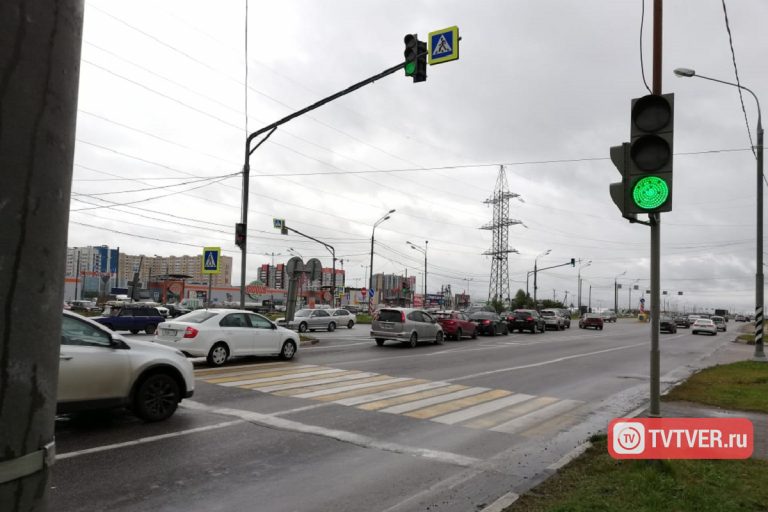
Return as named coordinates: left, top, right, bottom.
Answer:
left=533, top=249, right=551, bottom=305
left=674, top=67, right=764, bottom=359
left=614, top=270, right=626, bottom=314
left=577, top=259, right=592, bottom=312
left=407, top=240, right=428, bottom=299
left=370, top=210, right=396, bottom=311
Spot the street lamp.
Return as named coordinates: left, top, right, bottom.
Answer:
left=407, top=240, right=428, bottom=299
left=532, top=249, right=551, bottom=305
left=370, top=210, right=396, bottom=311
left=288, top=247, right=304, bottom=260
left=577, top=259, right=592, bottom=311
left=614, top=270, right=626, bottom=314
left=675, top=67, right=765, bottom=359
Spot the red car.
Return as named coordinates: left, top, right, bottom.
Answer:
left=579, top=313, right=604, bottom=330
left=434, top=310, right=477, bottom=340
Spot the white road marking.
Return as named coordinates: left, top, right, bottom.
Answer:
left=446, top=342, right=647, bottom=382
left=254, top=372, right=376, bottom=392
left=334, top=381, right=453, bottom=406
left=490, top=399, right=582, bottom=434
left=56, top=420, right=245, bottom=460
left=291, top=377, right=413, bottom=399
left=380, top=387, right=488, bottom=414
left=217, top=368, right=346, bottom=387
left=195, top=364, right=316, bottom=380
left=430, top=393, right=535, bottom=425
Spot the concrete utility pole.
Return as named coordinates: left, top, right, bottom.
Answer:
left=0, top=2, right=84, bottom=511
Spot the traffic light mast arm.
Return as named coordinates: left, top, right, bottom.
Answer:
left=246, top=60, right=408, bottom=155
left=537, top=260, right=578, bottom=273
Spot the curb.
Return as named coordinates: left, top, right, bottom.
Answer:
left=300, top=337, right=319, bottom=347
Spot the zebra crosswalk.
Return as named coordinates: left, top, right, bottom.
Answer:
left=195, top=362, right=584, bottom=436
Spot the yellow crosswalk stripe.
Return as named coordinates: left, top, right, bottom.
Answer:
left=460, top=396, right=558, bottom=430
left=204, top=366, right=330, bottom=384
left=357, top=384, right=467, bottom=411
left=273, top=375, right=395, bottom=396
left=404, top=389, right=512, bottom=419
left=195, top=362, right=297, bottom=377
left=237, top=370, right=351, bottom=389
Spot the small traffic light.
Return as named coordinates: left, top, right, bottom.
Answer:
left=235, top=222, right=246, bottom=249
left=628, top=93, right=674, bottom=213
left=609, top=143, right=637, bottom=222
left=404, top=34, right=427, bottom=83
left=570, top=258, right=576, bottom=267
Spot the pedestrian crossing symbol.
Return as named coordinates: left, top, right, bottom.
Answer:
left=202, top=246, right=221, bottom=275
left=428, top=26, right=459, bottom=65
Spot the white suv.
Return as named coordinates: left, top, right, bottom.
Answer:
left=59, top=310, right=195, bottom=421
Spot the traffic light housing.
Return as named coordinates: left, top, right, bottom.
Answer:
left=570, top=258, right=576, bottom=267
left=235, top=222, right=246, bottom=249
left=609, top=142, right=637, bottom=222
left=628, top=93, right=674, bottom=213
left=404, top=34, right=427, bottom=83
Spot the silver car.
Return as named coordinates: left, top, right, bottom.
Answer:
left=280, top=308, right=338, bottom=332
left=370, top=308, right=444, bottom=348
left=541, top=309, right=565, bottom=331
left=330, top=308, right=357, bottom=329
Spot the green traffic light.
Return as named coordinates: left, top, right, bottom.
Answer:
left=632, top=176, right=669, bottom=210
left=405, top=61, right=416, bottom=76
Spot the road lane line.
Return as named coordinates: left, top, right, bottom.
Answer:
left=56, top=420, right=245, bottom=460
left=446, top=342, right=647, bottom=382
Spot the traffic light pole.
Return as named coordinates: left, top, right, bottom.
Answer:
left=239, top=60, right=409, bottom=309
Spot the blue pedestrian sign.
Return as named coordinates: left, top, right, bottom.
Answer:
left=202, top=247, right=221, bottom=275
left=369, top=288, right=375, bottom=298
left=428, top=26, right=459, bottom=65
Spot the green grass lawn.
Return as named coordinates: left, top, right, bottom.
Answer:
left=663, top=361, right=768, bottom=413
left=505, top=436, right=768, bottom=512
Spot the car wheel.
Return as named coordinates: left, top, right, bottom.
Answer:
left=130, top=329, right=139, bottom=335
left=503, top=325, right=509, bottom=336
left=279, top=340, right=297, bottom=360
left=145, top=324, right=157, bottom=335
left=599, top=326, right=603, bottom=330
left=347, top=320, right=354, bottom=329
left=408, top=333, right=418, bottom=348
left=207, top=342, right=229, bottom=366
left=471, top=329, right=478, bottom=339
left=298, top=322, right=308, bottom=333
left=456, top=328, right=463, bottom=341
left=375, top=338, right=385, bottom=346
left=328, top=322, right=336, bottom=332
left=133, top=373, right=180, bottom=422
left=434, top=331, right=444, bottom=345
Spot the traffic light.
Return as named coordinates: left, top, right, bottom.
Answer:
left=628, top=93, right=674, bottom=213
left=404, top=34, right=427, bottom=83
left=235, top=222, right=246, bottom=249
left=609, top=142, right=637, bottom=221
left=570, top=258, right=575, bottom=267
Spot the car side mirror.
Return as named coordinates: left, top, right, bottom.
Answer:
left=271, top=323, right=277, bottom=330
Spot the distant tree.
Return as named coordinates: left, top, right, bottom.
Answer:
left=487, top=297, right=506, bottom=314
left=513, top=289, right=531, bottom=309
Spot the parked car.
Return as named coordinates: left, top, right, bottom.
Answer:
left=92, top=304, right=165, bottom=334
left=370, top=308, right=444, bottom=347
left=277, top=308, right=339, bottom=332
left=58, top=310, right=194, bottom=421
left=540, top=309, right=566, bottom=331
left=507, top=309, right=546, bottom=334
left=710, top=315, right=727, bottom=332
left=692, top=318, right=717, bottom=335
left=165, top=303, right=192, bottom=318
left=659, top=316, right=678, bottom=333
left=329, top=308, right=357, bottom=329
left=601, top=310, right=617, bottom=323
left=154, top=309, right=299, bottom=366
left=434, top=310, right=477, bottom=340
left=68, top=300, right=102, bottom=313
left=674, top=316, right=691, bottom=328
left=579, top=313, right=604, bottom=330
left=468, top=311, right=508, bottom=336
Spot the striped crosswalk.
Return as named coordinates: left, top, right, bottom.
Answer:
left=195, top=363, right=584, bottom=435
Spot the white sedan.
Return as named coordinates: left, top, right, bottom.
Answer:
left=691, top=318, right=718, bottom=336
left=154, top=309, right=299, bottom=366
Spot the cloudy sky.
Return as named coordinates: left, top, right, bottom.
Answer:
left=67, top=0, right=768, bottom=313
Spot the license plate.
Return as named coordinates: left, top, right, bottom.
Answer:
left=161, top=329, right=176, bottom=336
left=380, top=323, right=393, bottom=330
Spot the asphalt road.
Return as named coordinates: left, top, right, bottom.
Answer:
left=50, top=320, right=731, bottom=512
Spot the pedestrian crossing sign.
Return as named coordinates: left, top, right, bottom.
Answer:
left=428, top=26, right=459, bottom=65
left=202, top=247, right=221, bottom=275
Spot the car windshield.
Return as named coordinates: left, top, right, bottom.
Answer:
left=295, top=310, right=311, bottom=317
left=541, top=311, right=555, bottom=317
left=177, top=310, right=217, bottom=323
left=469, top=312, right=495, bottom=320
